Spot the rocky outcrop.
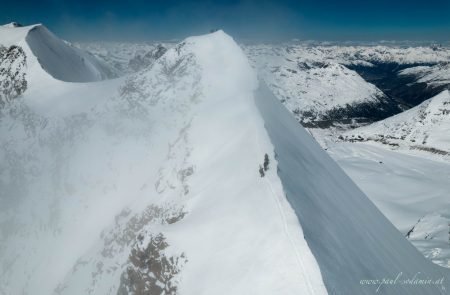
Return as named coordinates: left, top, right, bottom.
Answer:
left=0, top=45, right=27, bottom=106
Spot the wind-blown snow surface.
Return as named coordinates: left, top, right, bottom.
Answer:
left=327, top=142, right=450, bottom=267
left=328, top=143, right=450, bottom=233
left=0, top=23, right=114, bottom=83
left=0, top=30, right=327, bottom=295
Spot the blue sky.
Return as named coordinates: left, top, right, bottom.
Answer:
left=1, top=0, right=449, bottom=41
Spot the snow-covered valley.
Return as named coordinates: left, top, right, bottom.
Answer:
left=327, top=143, right=450, bottom=266
left=1, top=22, right=450, bottom=295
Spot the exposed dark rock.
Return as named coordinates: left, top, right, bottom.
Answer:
left=101, top=205, right=186, bottom=259
left=128, top=44, right=168, bottom=72
left=0, top=45, right=27, bottom=106
left=263, top=154, right=270, bottom=171
left=259, top=165, right=265, bottom=177
left=117, top=233, right=187, bottom=295
left=300, top=96, right=400, bottom=128
left=410, top=145, right=449, bottom=156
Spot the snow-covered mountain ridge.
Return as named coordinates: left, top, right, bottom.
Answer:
left=266, top=44, right=450, bottom=66
left=1, top=28, right=329, bottom=295
left=399, top=62, right=450, bottom=90
left=245, top=44, right=450, bottom=119
left=77, top=41, right=450, bottom=125
left=244, top=46, right=397, bottom=126
left=341, top=90, right=450, bottom=159
left=0, top=23, right=115, bottom=83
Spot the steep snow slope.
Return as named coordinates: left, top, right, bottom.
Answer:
left=256, top=83, right=449, bottom=294
left=245, top=46, right=392, bottom=125
left=0, top=31, right=327, bottom=295
left=342, top=90, right=450, bottom=159
left=0, top=23, right=115, bottom=83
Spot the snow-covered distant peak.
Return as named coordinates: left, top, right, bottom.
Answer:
left=25, top=25, right=116, bottom=82
left=244, top=43, right=450, bottom=68
left=1, top=22, right=25, bottom=28
left=342, top=90, right=450, bottom=158
left=245, top=45, right=390, bottom=124
left=0, top=23, right=39, bottom=46
left=0, top=23, right=115, bottom=83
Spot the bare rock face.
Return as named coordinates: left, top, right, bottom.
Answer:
left=117, top=233, right=187, bottom=295
left=0, top=45, right=27, bottom=106
left=101, top=205, right=187, bottom=259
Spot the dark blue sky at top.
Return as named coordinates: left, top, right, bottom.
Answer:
left=1, top=0, right=449, bottom=41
